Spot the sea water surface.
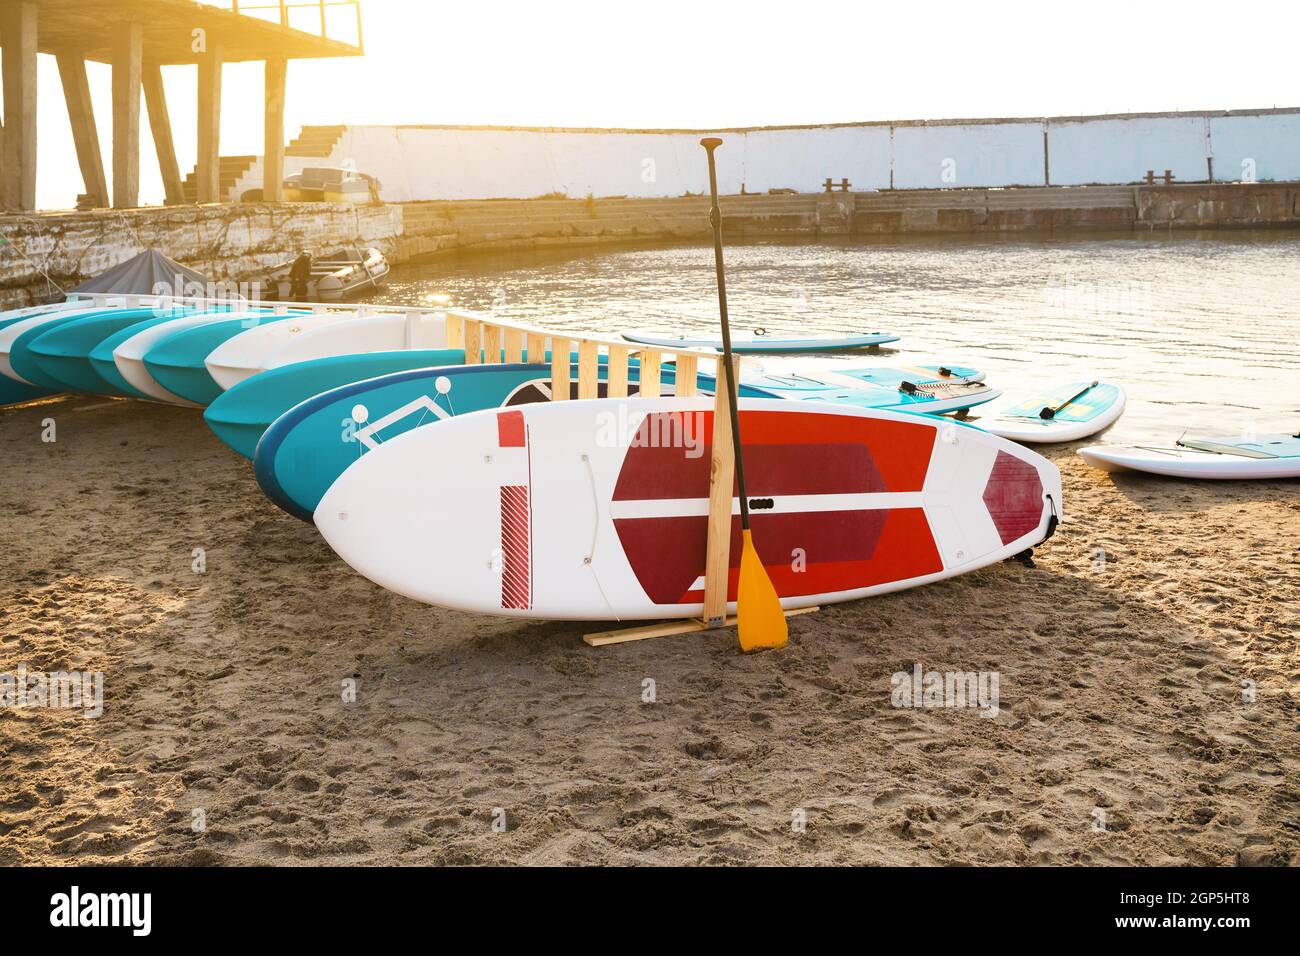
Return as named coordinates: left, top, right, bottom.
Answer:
left=368, top=232, right=1299, bottom=444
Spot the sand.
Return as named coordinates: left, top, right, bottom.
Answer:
left=1, top=393, right=1296, bottom=866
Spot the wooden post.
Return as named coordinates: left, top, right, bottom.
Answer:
left=141, top=62, right=184, bottom=205
left=263, top=56, right=287, bottom=202
left=56, top=54, right=109, bottom=208
left=606, top=345, right=630, bottom=398
left=639, top=350, right=662, bottom=397
left=443, top=311, right=463, bottom=348
left=462, top=319, right=482, bottom=364
left=503, top=328, right=523, bottom=363
left=550, top=337, right=571, bottom=400
left=196, top=44, right=224, bottom=203
left=525, top=332, right=547, bottom=364
left=675, top=354, right=698, bottom=397
left=701, top=355, right=739, bottom=627
left=482, top=323, right=502, bottom=364
left=1, top=1, right=38, bottom=211
left=111, top=20, right=143, bottom=209
left=577, top=340, right=599, bottom=399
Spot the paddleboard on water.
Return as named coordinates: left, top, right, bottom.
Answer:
left=204, top=311, right=444, bottom=391
left=254, top=362, right=632, bottom=520
left=981, top=381, right=1126, bottom=444
left=112, top=312, right=258, bottom=405
left=26, top=307, right=201, bottom=397
left=1078, top=433, right=1300, bottom=480
left=141, top=313, right=302, bottom=405
left=623, top=330, right=899, bottom=353
left=717, top=364, right=999, bottom=417
left=316, top=398, right=1062, bottom=620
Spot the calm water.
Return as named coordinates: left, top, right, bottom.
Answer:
left=367, top=232, right=1299, bottom=443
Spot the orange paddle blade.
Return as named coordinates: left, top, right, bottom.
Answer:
left=737, top=530, right=788, bottom=652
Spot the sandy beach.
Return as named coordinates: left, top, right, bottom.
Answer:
left=1, top=392, right=1296, bottom=866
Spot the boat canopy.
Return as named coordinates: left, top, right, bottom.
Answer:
left=70, top=250, right=209, bottom=296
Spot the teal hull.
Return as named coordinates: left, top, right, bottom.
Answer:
left=87, top=316, right=199, bottom=399
left=10, top=308, right=169, bottom=392
left=205, top=349, right=470, bottom=459
left=1, top=309, right=63, bottom=404
left=27, top=308, right=195, bottom=397
left=141, top=313, right=298, bottom=405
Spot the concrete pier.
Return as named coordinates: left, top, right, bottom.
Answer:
left=0, top=0, right=362, bottom=212
left=2, top=182, right=1298, bottom=309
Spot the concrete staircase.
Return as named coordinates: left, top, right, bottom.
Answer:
left=286, top=125, right=347, bottom=158
left=182, top=155, right=258, bottom=203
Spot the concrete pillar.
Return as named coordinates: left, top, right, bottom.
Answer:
left=196, top=45, right=224, bottom=203
left=262, top=57, right=287, bottom=202
left=111, top=20, right=143, bottom=209
left=142, top=63, right=185, bottom=205
left=1, top=1, right=38, bottom=211
left=56, top=54, right=109, bottom=207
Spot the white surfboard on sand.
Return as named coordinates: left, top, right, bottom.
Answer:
left=1078, top=433, right=1300, bottom=480
left=204, top=311, right=443, bottom=391
left=315, top=398, right=1062, bottom=621
left=113, top=312, right=259, bottom=405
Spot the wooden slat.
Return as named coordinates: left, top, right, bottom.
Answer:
left=550, top=336, right=571, bottom=400
left=444, top=311, right=464, bottom=348
left=639, top=350, right=662, bottom=397
left=577, top=340, right=599, bottom=399
left=503, top=327, right=524, bottom=363
left=482, top=323, right=502, bottom=364
left=462, top=319, right=482, bottom=365
left=702, top=357, right=739, bottom=627
left=606, top=345, right=629, bottom=398
left=526, top=332, right=547, bottom=364
left=583, top=607, right=817, bottom=647
left=675, top=355, right=698, bottom=397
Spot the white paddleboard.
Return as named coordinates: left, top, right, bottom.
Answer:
left=316, top=398, right=1062, bottom=621
left=982, top=380, right=1126, bottom=443
left=113, top=311, right=257, bottom=405
left=1078, top=433, right=1300, bottom=480
left=0, top=312, right=86, bottom=384
left=624, top=330, right=899, bottom=353
left=203, top=311, right=442, bottom=391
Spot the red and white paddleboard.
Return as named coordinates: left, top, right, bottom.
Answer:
left=315, top=399, right=1063, bottom=620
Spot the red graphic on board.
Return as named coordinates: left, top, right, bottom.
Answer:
left=500, top=484, right=531, bottom=609
left=982, top=451, right=1045, bottom=545
left=611, top=408, right=943, bottom=604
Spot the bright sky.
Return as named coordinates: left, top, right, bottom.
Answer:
left=23, top=0, right=1299, bottom=209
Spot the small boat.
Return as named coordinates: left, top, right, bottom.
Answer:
left=622, top=329, right=899, bottom=353
left=264, top=247, right=389, bottom=302
left=283, top=166, right=379, bottom=204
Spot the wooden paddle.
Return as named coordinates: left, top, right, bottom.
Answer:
left=700, top=137, right=788, bottom=653
left=1040, top=380, right=1099, bottom=420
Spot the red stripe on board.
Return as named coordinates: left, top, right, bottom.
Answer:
left=611, top=409, right=934, bottom=501
left=613, top=507, right=942, bottom=605
left=982, top=451, right=1044, bottom=546
left=500, top=485, right=531, bottom=609
left=497, top=410, right=526, bottom=447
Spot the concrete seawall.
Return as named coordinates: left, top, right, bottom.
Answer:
left=2, top=182, right=1298, bottom=308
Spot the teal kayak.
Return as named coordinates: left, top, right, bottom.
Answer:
left=141, top=312, right=303, bottom=405
left=27, top=307, right=199, bottom=397
left=9, top=308, right=174, bottom=393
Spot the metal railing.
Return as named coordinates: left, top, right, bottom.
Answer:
left=214, top=1, right=364, bottom=50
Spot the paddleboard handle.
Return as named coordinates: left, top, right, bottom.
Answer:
left=1040, top=380, right=1099, bottom=420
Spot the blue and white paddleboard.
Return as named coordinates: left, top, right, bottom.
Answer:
left=140, top=313, right=301, bottom=405
left=1079, top=433, right=1300, bottom=480
left=981, top=380, right=1126, bottom=444
left=623, top=330, right=899, bottom=353
left=254, top=363, right=602, bottom=520
left=713, top=364, right=999, bottom=417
